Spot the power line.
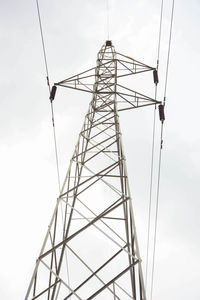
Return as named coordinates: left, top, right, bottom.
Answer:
left=163, top=0, right=175, bottom=100
left=157, top=0, right=164, bottom=68
left=36, top=0, right=50, bottom=93
left=35, top=1, right=72, bottom=297
left=35, top=0, right=61, bottom=192
left=106, top=0, right=110, bottom=40
left=150, top=1, right=175, bottom=299
left=50, top=101, right=61, bottom=192
left=145, top=0, right=164, bottom=290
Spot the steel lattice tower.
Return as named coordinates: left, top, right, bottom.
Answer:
left=26, top=41, right=160, bottom=300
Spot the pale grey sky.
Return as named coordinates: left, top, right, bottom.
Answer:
left=0, top=0, right=200, bottom=299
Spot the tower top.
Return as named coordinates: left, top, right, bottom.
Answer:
left=106, top=40, right=112, bottom=46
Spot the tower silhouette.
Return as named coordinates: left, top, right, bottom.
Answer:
left=25, top=41, right=160, bottom=300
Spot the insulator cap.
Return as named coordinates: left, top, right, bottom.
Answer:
left=158, top=104, right=165, bottom=122
left=50, top=85, right=57, bottom=101
left=153, top=69, right=159, bottom=85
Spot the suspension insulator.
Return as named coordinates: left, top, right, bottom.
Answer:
left=153, top=69, right=159, bottom=85
left=159, top=104, right=165, bottom=122
left=49, top=85, right=57, bottom=101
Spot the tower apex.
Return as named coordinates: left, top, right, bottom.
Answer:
left=106, top=40, right=112, bottom=46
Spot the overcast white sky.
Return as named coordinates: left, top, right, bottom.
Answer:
left=0, top=0, right=200, bottom=299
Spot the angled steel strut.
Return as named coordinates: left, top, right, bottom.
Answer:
left=25, top=40, right=161, bottom=300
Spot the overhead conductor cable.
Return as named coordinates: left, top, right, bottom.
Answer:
left=35, top=0, right=71, bottom=296
left=150, top=1, right=175, bottom=300
left=145, top=0, right=164, bottom=290
left=36, top=0, right=61, bottom=192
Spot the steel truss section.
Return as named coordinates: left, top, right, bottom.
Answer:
left=25, top=41, right=161, bottom=300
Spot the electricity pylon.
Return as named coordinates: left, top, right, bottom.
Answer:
left=25, top=40, right=160, bottom=300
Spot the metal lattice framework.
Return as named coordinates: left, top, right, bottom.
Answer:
left=25, top=41, right=161, bottom=300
